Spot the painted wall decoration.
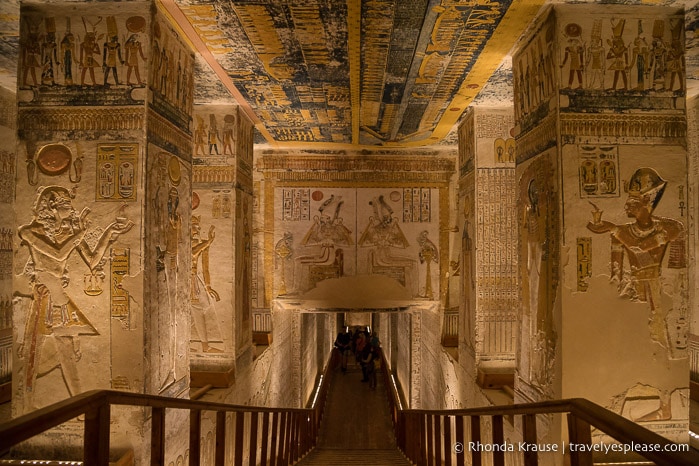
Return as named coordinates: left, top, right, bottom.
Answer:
left=513, top=9, right=556, bottom=127
left=148, top=10, right=195, bottom=142
left=110, top=248, right=130, bottom=324
left=194, top=113, right=231, bottom=164
left=557, top=13, right=685, bottom=93
left=190, top=214, right=223, bottom=354
left=475, top=168, right=517, bottom=360
left=273, top=186, right=440, bottom=299
left=576, top=237, right=592, bottom=292
left=460, top=188, right=476, bottom=352
left=15, top=185, right=133, bottom=410
left=282, top=189, right=311, bottom=222
left=96, top=143, right=138, bottom=201
left=402, top=188, right=431, bottom=223
left=518, top=153, right=558, bottom=394
left=147, top=149, right=191, bottom=394
left=18, top=9, right=148, bottom=90
left=598, top=384, right=689, bottom=443
left=458, top=110, right=474, bottom=176
left=26, top=143, right=83, bottom=187
left=578, top=145, right=619, bottom=198
left=586, top=167, right=686, bottom=358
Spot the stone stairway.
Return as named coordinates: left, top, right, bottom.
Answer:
left=295, top=359, right=411, bottom=465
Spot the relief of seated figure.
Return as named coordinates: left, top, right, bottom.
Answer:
left=360, top=195, right=416, bottom=296
left=294, top=195, right=352, bottom=292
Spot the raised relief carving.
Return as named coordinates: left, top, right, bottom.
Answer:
left=578, top=145, right=619, bottom=198
left=274, top=232, right=293, bottom=296
left=190, top=216, right=223, bottom=353
left=16, top=186, right=133, bottom=409
left=417, top=230, right=438, bottom=300
left=519, top=158, right=558, bottom=393
left=96, top=144, right=137, bottom=202
left=359, top=194, right=415, bottom=294
left=295, top=195, right=352, bottom=292
left=587, top=168, right=686, bottom=357
left=156, top=185, right=182, bottom=389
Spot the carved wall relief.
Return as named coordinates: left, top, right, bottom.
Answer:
left=148, top=150, right=190, bottom=394
left=15, top=184, right=133, bottom=410
left=578, top=145, right=619, bottom=198
left=586, top=167, right=687, bottom=359
left=272, top=186, right=441, bottom=300
left=518, top=153, right=559, bottom=394
left=96, top=143, right=138, bottom=201
left=190, top=214, right=223, bottom=354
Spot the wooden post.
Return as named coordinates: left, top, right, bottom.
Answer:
left=83, top=404, right=110, bottom=466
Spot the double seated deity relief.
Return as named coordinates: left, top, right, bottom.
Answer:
left=275, top=188, right=439, bottom=299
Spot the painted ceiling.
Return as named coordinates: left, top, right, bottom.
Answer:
left=1, top=1, right=698, bottom=149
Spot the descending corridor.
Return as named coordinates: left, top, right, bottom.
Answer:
left=296, top=360, right=411, bottom=465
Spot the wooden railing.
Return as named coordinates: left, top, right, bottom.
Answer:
left=378, top=353, right=699, bottom=466
left=0, top=359, right=334, bottom=466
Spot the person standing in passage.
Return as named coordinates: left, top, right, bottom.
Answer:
left=362, top=346, right=378, bottom=390
left=334, top=327, right=352, bottom=373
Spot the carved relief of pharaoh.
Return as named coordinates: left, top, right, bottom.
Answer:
left=587, top=168, right=686, bottom=353
left=16, top=186, right=133, bottom=410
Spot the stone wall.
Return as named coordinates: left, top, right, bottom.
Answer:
left=0, top=86, right=15, bottom=398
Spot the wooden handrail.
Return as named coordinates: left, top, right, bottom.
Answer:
left=378, top=351, right=699, bottom=466
left=0, top=355, right=336, bottom=466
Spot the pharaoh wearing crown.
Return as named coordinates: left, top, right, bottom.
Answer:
left=587, top=168, right=685, bottom=348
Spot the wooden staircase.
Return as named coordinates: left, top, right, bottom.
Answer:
left=1, top=350, right=698, bottom=466
left=296, top=448, right=411, bottom=465
left=295, top=360, right=411, bottom=465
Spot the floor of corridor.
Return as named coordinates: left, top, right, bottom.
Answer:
left=296, top=358, right=411, bottom=465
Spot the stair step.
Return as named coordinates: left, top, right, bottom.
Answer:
left=296, top=448, right=412, bottom=465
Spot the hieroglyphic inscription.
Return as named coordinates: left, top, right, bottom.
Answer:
left=475, top=168, right=517, bottom=356
left=578, top=145, right=619, bottom=198
left=111, top=248, right=130, bottom=321
left=96, top=144, right=138, bottom=201
left=282, top=189, right=310, bottom=221
left=476, top=113, right=515, bottom=139
left=0, top=150, right=14, bottom=204
left=577, top=237, right=592, bottom=291
left=403, top=188, right=431, bottom=223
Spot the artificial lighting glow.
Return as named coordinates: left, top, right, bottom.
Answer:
left=311, top=374, right=324, bottom=408
left=391, top=374, right=402, bottom=410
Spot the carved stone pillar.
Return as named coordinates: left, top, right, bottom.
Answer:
left=191, top=105, right=254, bottom=387
left=457, top=107, right=517, bottom=390
left=513, top=3, right=689, bottom=445
left=13, top=1, right=194, bottom=462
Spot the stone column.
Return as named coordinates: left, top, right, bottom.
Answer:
left=457, top=107, right=517, bottom=390
left=13, top=2, right=194, bottom=462
left=513, top=3, right=689, bottom=446
left=190, top=105, right=254, bottom=387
